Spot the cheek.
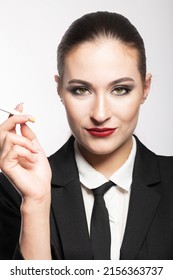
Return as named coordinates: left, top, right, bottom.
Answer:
left=114, top=98, right=141, bottom=123
left=63, top=98, right=86, bottom=128
left=64, top=96, right=91, bottom=121
left=64, top=104, right=77, bottom=124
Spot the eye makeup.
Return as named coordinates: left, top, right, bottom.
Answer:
left=110, top=84, right=134, bottom=96
left=66, top=77, right=135, bottom=97
left=66, top=85, right=91, bottom=96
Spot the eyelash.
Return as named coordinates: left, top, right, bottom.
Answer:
left=68, top=87, right=91, bottom=96
left=68, top=86, right=132, bottom=96
left=111, top=86, right=132, bottom=96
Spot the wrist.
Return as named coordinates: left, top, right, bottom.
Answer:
left=21, top=192, right=51, bottom=215
left=19, top=192, right=51, bottom=260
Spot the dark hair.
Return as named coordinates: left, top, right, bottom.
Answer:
left=57, top=11, right=146, bottom=82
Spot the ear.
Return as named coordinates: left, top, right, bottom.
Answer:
left=54, top=74, right=59, bottom=84
left=54, top=75, right=63, bottom=101
left=141, top=73, right=152, bottom=104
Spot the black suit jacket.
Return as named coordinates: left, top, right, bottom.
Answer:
left=0, top=136, right=173, bottom=260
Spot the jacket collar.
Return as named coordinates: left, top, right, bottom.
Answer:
left=49, top=136, right=78, bottom=186
left=132, top=135, right=161, bottom=185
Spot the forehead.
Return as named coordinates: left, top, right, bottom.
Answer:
left=63, top=39, right=140, bottom=82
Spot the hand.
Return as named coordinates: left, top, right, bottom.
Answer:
left=0, top=104, right=52, bottom=201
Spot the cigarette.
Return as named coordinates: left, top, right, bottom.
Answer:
left=0, top=107, right=35, bottom=123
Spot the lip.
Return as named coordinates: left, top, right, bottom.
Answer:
left=86, top=127, right=116, bottom=137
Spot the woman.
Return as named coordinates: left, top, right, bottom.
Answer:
left=0, top=11, right=173, bottom=260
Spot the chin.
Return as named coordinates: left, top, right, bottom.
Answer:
left=79, top=133, right=133, bottom=157
left=83, top=142, right=118, bottom=156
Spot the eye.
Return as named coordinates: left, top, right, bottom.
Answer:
left=111, top=86, right=131, bottom=96
left=68, top=87, right=91, bottom=96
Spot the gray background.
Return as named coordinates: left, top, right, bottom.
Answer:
left=0, top=0, right=172, bottom=156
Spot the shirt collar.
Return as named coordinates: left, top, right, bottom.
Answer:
left=74, top=136, right=137, bottom=192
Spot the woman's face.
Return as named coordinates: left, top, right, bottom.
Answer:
left=57, top=39, right=151, bottom=159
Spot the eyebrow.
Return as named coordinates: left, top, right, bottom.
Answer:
left=68, top=77, right=135, bottom=87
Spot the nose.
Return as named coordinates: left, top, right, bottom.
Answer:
left=90, top=95, right=111, bottom=124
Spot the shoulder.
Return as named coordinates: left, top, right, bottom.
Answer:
left=134, top=135, right=173, bottom=182
left=135, top=135, right=173, bottom=165
left=157, top=154, right=173, bottom=163
left=157, top=155, right=173, bottom=177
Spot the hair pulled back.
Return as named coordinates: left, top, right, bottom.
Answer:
left=57, top=11, right=146, bottom=82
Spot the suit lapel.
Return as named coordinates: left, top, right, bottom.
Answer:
left=49, top=137, right=93, bottom=259
left=120, top=137, right=162, bottom=259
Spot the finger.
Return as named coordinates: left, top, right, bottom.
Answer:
left=0, top=115, right=33, bottom=156
left=20, top=123, right=36, bottom=141
left=9, top=103, right=23, bottom=118
left=21, top=124, right=45, bottom=154
left=15, top=103, right=23, bottom=113
left=1, top=145, right=37, bottom=173
left=8, top=104, right=24, bottom=134
left=1, top=132, right=38, bottom=159
left=0, top=114, right=31, bottom=132
left=10, top=145, right=37, bottom=163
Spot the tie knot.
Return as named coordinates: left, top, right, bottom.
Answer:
left=92, top=181, right=113, bottom=197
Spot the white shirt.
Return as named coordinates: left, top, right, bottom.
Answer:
left=74, top=137, right=137, bottom=260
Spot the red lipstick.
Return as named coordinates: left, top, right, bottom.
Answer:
left=86, top=127, right=116, bottom=137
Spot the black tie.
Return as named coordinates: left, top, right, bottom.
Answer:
left=90, top=181, right=113, bottom=260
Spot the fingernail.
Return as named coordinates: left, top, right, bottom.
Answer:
left=15, top=103, right=23, bottom=110
left=22, top=115, right=35, bottom=123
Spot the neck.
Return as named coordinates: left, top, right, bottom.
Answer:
left=78, top=137, right=133, bottom=178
